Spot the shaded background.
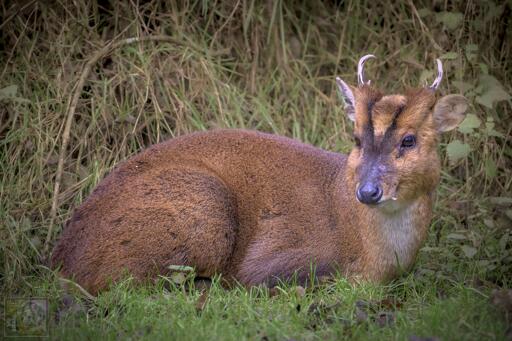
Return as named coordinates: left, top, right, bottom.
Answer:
left=1, top=0, right=511, bottom=299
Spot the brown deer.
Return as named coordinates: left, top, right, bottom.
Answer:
left=51, top=55, right=468, bottom=294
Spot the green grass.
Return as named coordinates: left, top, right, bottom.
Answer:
left=2, top=273, right=508, bottom=340
left=1, top=0, right=511, bottom=339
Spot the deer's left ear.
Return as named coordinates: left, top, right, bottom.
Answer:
left=336, top=77, right=356, bottom=122
left=433, top=94, right=468, bottom=132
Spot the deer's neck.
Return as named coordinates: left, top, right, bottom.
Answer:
left=333, top=171, right=433, bottom=282
left=362, top=197, right=432, bottom=280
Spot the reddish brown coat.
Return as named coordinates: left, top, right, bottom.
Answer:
left=52, top=85, right=467, bottom=294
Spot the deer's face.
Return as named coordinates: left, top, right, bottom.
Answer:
left=337, top=56, right=468, bottom=212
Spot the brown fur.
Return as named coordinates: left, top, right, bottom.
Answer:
left=51, top=85, right=467, bottom=294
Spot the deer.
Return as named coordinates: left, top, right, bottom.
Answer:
left=51, top=55, right=468, bottom=294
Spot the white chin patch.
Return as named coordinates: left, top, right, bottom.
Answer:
left=378, top=198, right=405, bottom=214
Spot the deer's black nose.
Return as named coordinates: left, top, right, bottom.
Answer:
left=356, top=182, right=383, bottom=205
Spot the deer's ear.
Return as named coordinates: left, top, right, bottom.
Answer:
left=336, top=77, right=356, bottom=122
left=433, top=94, right=468, bottom=132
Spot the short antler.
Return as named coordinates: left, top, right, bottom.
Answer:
left=428, top=59, right=443, bottom=90
left=357, top=54, right=376, bottom=87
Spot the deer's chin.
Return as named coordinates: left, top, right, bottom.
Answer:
left=373, top=186, right=406, bottom=214
left=375, top=197, right=405, bottom=214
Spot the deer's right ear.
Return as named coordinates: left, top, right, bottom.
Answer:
left=336, top=77, right=356, bottom=122
left=433, top=94, right=468, bottom=133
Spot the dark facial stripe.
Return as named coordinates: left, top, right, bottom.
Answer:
left=382, top=104, right=405, bottom=144
left=360, top=97, right=380, bottom=183
left=359, top=100, right=404, bottom=183
left=363, top=96, right=379, bottom=148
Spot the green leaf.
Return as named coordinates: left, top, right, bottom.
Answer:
left=483, top=218, right=495, bottom=229
left=464, top=44, right=479, bottom=63
left=465, top=44, right=478, bottom=53
left=436, top=11, right=464, bottom=30
left=446, top=233, right=467, bottom=240
left=421, top=246, right=442, bottom=252
left=419, top=70, right=434, bottom=86
left=440, top=52, right=458, bottom=60
left=446, top=140, right=471, bottom=163
left=485, top=118, right=504, bottom=137
left=417, top=8, right=432, bottom=17
left=477, top=260, right=490, bottom=268
left=478, top=63, right=489, bottom=74
left=169, top=272, right=187, bottom=284
left=476, top=88, right=510, bottom=108
left=0, top=85, right=17, bottom=99
left=489, top=197, right=512, bottom=206
left=461, top=245, right=477, bottom=258
left=483, top=1, right=504, bottom=23
left=457, top=114, right=480, bottom=134
left=499, top=233, right=509, bottom=251
left=452, top=81, right=473, bottom=95
left=484, top=158, right=497, bottom=179
left=0, top=84, right=29, bottom=103
left=476, top=74, right=511, bottom=108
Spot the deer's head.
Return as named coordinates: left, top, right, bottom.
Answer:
left=337, top=55, right=468, bottom=212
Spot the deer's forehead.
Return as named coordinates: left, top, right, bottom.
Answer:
left=354, top=94, right=405, bottom=137
left=354, top=90, right=436, bottom=139
left=372, top=95, right=407, bottom=136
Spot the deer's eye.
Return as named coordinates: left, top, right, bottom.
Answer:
left=354, top=136, right=361, bottom=148
left=401, top=134, right=416, bottom=148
